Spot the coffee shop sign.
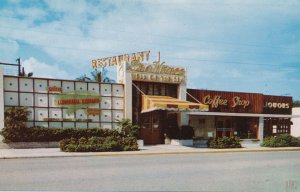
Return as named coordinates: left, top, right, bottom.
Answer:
left=203, top=95, right=250, bottom=108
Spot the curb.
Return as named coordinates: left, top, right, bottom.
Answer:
left=95, top=148, right=300, bottom=157
left=1, top=148, right=300, bottom=159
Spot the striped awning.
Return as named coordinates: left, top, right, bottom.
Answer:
left=141, top=95, right=209, bottom=113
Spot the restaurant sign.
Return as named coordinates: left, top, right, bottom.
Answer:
left=92, top=50, right=186, bottom=84
left=91, top=51, right=150, bottom=68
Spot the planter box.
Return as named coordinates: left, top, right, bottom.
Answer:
left=164, top=138, right=171, bottom=145
left=137, top=140, right=144, bottom=148
left=0, top=142, right=59, bottom=149
left=171, top=139, right=193, bottom=147
left=193, top=139, right=208, bottom=148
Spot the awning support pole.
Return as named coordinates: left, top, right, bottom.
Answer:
left=185, top=90, right=202, bottom=104
left=258, top=117, right=264, bottom=144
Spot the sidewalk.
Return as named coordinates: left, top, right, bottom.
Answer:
left=1, top=143, right=300, bottom=159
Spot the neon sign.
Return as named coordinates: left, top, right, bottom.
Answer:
left=92, top=51, right=150, bottom=68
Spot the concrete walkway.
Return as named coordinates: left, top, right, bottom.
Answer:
left=1, top=143, right=300, bottom=159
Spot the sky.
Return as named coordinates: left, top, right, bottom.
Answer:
left=0, top=0, right=300, bottom=100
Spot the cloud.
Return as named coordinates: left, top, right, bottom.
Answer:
left=22, top=57, right=71, bottom=79
left=0, top=38, right=19, bottom=63
left=0, top=0, right=299, bottom=99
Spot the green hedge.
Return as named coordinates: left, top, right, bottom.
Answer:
left=1, top=127, right=121, bottom=142
left=208, top=136, right=242, bottom=149
left=261, top=134, right=300, bottom=147
left=60, top=136, right=138, bottom=152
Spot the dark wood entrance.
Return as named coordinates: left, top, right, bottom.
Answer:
left=215, top=117, right=234, bottom=138
left=140, top=111, right=164, bottom=145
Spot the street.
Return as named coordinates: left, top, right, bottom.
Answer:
left=0, top=151, right=299, bottom=191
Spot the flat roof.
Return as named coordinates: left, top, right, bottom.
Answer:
left=188, top=111, right=300, bottom=118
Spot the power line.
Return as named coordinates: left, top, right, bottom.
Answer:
left=1, top=15, right=300, bottom=53
left=166, top=56, right=300, bottom=70
left=1, top=26, right=300, bottom=59
left=8, top=40, right=300, bottom=70
left=164, top=56, right=300, bottom=69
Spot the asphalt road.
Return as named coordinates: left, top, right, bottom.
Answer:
left=0, top=151, right=299, bottom=192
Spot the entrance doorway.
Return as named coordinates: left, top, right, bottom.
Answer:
left=140, top=111, right=164, bottom=145
left=215, top=117, right=234, bottom=137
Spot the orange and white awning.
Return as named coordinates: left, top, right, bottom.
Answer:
left=141, top=95, right=209, bottom=113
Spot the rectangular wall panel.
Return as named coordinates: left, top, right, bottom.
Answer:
left=101, top=84, right=112, bottom=96
left=34, top=79, right=48, bottom=93
left=3, top=76, right=124, bottom=129
left=101, top=97, right=111, bottom=109
left=35, top=122, right=48, bottom=127
left=75, top=82, right=87, bottom=91
left=19, top=78, right=33, bottom=92
left=76, top=122, right=87, bottom=128
left=88, top=83, right=99, bottom=93
left=101, top=110, right=112, bottom=122
left=35, top=108, right=48, bottom=121
left=112, top=84, right=124, bottom=97
left=35, top=94, right=48, bottom=107
left=4, top=77, right=18, bottom=91
left=112, top=97, right=124, bottom=109
left=4, top=92, right=18, bottom=106
left=88, top=114, right=100, bottom=122
left=62, top=81, right=74, bottom=92
left=20, top=93, right=34, bottom=106
left=26, top=107, right=34, bottom=121
left=75, top=109, right=87, bottom=119
left=49, top=108, right=62, bottom=118
left=49, top=122, right=62, bottom=128
left=88, top=122, right=100, bottom=128
left=101, top=123, right=112, bottom=129
left=49, top=94, right=58, bottom=107
left=49, top=80, right=61, bottom=88
left=63, top=109, right=75, bottom=119
left=113, top=110, right=124, bottom=122
left=63, top=122, right=75, bottom=128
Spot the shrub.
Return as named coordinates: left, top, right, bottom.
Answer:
left=208, top=136, right=242, bottom=149
left=116, top=118, right=140, bottom=138
left=121, top=137, right=139, bottom=151
left=261, top=134, right=300, bottom=147
left=164, top=126, right=180, bottom=139
left=1, top=107, right=30, bottom=142
left=180, top=125, right=194, bottom=139
left=60, top=136, right=138, bottom=152
left=1, top=125, right=121, bottom=143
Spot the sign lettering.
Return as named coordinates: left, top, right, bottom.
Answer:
left=264, top=102, right=290, bottom=109
left=203, top=95, right=250, bottom=109
left=55, top=91, right=101, bottom=114
left=48, top=86, right=62, bottom=92
left=92, top=51, right=150, bottom=68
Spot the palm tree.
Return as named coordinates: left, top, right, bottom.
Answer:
left=90, top=69, right=101, bottom=82
left=75, top=74, right=91, bottom=82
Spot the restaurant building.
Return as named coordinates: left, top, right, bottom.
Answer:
left=0, top=51, right=294, bottom=145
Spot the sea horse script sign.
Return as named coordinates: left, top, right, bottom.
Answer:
left=128, top=60, right=186, bottom=84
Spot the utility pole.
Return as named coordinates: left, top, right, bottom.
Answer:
left=16, top=58, right=21, bottom=76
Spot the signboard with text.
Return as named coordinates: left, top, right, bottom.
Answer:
left=187, top=89, right=292, bottom=115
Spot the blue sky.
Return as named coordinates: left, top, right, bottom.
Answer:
left=0, top=0, right=300, bottom=100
